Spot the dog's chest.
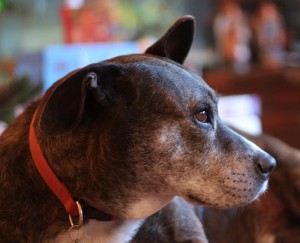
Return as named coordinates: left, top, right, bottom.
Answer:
left=53, top=219, right=144, bottom=243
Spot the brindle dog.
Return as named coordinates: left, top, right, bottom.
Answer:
left=0, top=16, right=275, bottom=242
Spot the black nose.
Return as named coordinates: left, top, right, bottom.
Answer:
left=256, top=155, right=276, bottom=177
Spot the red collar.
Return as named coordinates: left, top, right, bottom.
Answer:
left=29, top=111, right=115, bottom=221
left=29, top=111, right=79, bottom=216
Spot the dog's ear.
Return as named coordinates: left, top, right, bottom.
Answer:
left=39, top=64, right=122, bottom=134
left=145, top=15, right=195, bottom=64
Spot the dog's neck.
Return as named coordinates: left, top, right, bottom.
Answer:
left=0, top=104, right=120, bottom=241
left=30, top=109, right=119, bottom=222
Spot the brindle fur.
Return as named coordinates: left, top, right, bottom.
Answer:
left=0, top=16, right=275, bottom=242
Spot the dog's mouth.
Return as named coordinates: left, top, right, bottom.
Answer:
left=186, top=195, right=207, bottom=205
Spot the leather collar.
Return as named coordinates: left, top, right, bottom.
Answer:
left=29, top=110, right=115, bottom=222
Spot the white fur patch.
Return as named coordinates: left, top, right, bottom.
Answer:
left=53, top=219, right=144, bottom=243
left=125, top=195, right=173, bottom=219
left=256, top=180, right=268, bottom=198
left=158, top=126, right=185, bottom=160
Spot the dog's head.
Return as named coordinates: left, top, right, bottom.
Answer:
left=33, top=16, right=275, bottom=219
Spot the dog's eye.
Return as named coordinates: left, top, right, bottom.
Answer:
left=195, top=110, right=208, bottom=123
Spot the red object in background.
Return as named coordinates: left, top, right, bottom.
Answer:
left=59, top=0, right=120, bottom=44
left=60, top=3, right=74, bottom=43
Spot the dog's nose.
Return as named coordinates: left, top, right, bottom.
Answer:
left=256, top=155, right=276, bottom=177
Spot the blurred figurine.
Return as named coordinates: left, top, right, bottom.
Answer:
left=213, top=1, right=251, bottom=71
left=251, top=1, right=287, bottom=67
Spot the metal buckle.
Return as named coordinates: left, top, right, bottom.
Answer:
left=68, top=201, right=83, bottom=229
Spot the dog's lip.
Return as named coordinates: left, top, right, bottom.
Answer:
left=186, top=195, right=206, bottom=205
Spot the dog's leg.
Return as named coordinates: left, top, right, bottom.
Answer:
left=132, top=197, right=208, bottom=243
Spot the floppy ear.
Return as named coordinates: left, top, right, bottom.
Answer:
left=145, top=15, right=195, bottom=64
left=39, top=63, right=121, bottom=134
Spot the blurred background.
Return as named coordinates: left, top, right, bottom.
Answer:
left=0, top=0, right=299, bottom=149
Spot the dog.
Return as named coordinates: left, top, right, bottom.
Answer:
left=0, top=16, right=275, bottom=242
left=201, top=131, right=300, bottom=243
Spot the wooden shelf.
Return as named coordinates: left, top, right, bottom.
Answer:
left=203, top=67, right=300, bottom=149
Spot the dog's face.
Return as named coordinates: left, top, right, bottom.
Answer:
left=35, top=16, right=275, bottom=219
